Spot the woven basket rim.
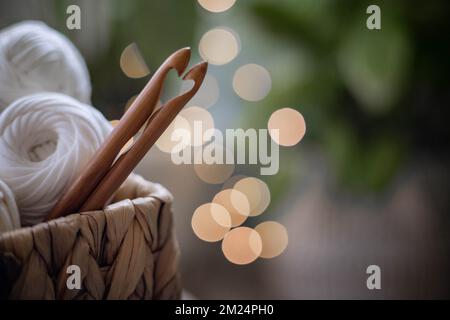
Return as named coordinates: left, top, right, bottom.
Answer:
left=0, top=173, right=173, bottom=238
left=0, top=173, right=181, bottom=300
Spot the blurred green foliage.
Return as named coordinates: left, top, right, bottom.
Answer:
left=247, top=0, right=450, bottom=192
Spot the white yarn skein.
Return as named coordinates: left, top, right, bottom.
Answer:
left=0, top=92, right=112, bottom=226
left=0, top=20, right=91, bottom=112
left=0, top=179, right=20, bottom=233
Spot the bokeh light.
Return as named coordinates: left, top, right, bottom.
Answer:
left=233, top=63, right=272, bottom=102
left=155, top=115, right=190, bottom=153
left=233, top=177, right=270, bottom=216
left=199, top=27, right=240, bottom=65
left=221, top=227, right=262, bottom=265
left=119, top=43, right=150, bottom=79
left=213, top=189, right=249, bottom=227
left=194, top=145, right=235, bottom=184
left=181, top=74, right=219, bottom=109
left=197, top=0, right=236, bottom=13
left=255, top=221, right=289, bottom=259
left=192, top=203, right=231, bottom=242
left=268, top=108, right=306, bottom=146
left=179, top=106, right=215, bottom=146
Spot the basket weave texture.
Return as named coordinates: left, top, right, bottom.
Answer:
left=0, top=174, right=181, bottom=300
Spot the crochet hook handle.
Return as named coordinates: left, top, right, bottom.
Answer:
left=46, top=48, right=192, bottom=221
left=80, top=61, right=208, bottom=212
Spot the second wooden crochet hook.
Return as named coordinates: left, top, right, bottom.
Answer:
left=47, top=47, right=206, bottom=220
left=80, top=61, right=208, bottom=212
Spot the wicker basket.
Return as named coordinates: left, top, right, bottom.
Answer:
left=0, top=174, right=181, bottom=300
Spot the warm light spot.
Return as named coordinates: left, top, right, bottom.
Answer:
left=233, top=64, right=271, bottom=102
left=199, top=28, right=240, bottom=65
left=198, top=0, right=236, bottom=13
left=234, top=177, right=270, bottom=216
left=221, top=227, right=262, bottom=265
left=110, top=120, right=134, bottom=156
left=255, top=221, right=288, bottom=258
left=192, top=203, right=231, bottom=242
left=268, top=108, right=306, bottom=146
left=120, top=43, right=150, bottom=79
left=155, top=115, right=190, bottom=153
left=181, top=74, right=219, bottom=109
left=213, top=189, right=249, bottom=227
left=179, top=106, right=215, bottom=146
left=194, top=161, right=235, bottom=184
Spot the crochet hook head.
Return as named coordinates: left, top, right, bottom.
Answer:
left=114, top=60, right=208, bottom=160
left=120, top=47, right=192, bottom=126
left=182, top=60, right=208, bottom=94
left=136, top=61, right=208, bottom=154
left=165, top=60, right=208, bottom=107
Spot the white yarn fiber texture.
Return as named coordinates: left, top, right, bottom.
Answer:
left=0, top=92, right=112, bottom=226
left=0, top=179, right=20, bottom=233
left=0, top=20, right=91, bottom=112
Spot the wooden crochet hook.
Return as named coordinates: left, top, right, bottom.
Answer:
left=80, top=61, right=208, bottom=212
left=46, top=47, right=192, bottom=221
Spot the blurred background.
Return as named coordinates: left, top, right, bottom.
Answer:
left=1, top=0, right=449, bottom=299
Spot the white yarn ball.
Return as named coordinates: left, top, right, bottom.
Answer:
left=0, top=20, right=91, bottom=112
left=0, top=179, right=20, bottom=233
left=0, top=92, right=112, bottom=226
